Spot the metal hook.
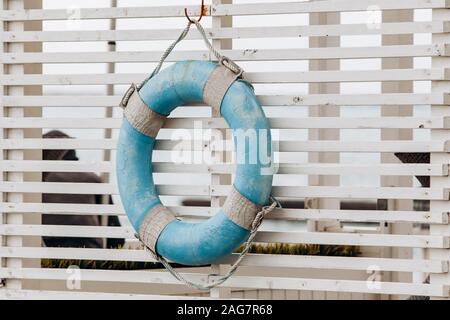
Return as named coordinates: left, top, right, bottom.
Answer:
left=184, top=0, right=205, bottom=23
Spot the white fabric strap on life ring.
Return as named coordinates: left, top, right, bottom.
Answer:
left=202, top=64, right=241, bottom=114
left=139, top=204, right=176, bottom=253
left=223, top=186, right=262, bottom=230
left=122, top=84, right=166, bottom=138
left=139, top=187, right=261, bottom=254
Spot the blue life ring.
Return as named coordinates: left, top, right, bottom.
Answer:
left=117, top=60, right=273, bottom=266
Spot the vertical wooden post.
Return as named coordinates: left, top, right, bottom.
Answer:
left=4, top=0, right=25, bottom=290
left=102, top=0, right=116, bottom=187
left=99, top=0, right=117, bottom=242
left=0, top=0, right=5, bottom=288
left=210, top=0, right=232, bottom=299
left=381, top=9, right=414, bottom=300
left=429, top=7, right=450, bottom=300
left=308, top=9, right=341, bottom=233
left=22, top=0, right=42, bottom=290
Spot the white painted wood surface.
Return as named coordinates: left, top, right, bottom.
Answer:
left=1, top=0, right=450, bottom=299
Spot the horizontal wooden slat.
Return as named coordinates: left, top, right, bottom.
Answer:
left=1, top=182, right=448, bottom=200
left=0, top=5, right=210, bottom=21
left=1, top=268, right=448, bottom=296
left=1, top=160, right=447, bottom=178
left=220, top=254, right=449, bottom=274
left=2, top=116, right=449, bottom=129
left=2, top=1, right=447, bottom=21
left=158, top=140, right=450, bottom=153
left=214, top=0, right=450, bottom=16
left=2, top=69, right=447, bottom=86
left=265, top=116, right=450, bottom=129
left=0, top=160, right=113, bottom=172
left=272, top=186, right=449, bottom=201
left=1, top=138, right=448, bottom=153
left=247, top=68, right=449, bottom=84
left=2, top=93, right=447, bottom=107
left=1, top=247, right=447, bottom=273
left=1, top=224, right=448, bottom=248
left=4, top=21, right=448, bottom=43
left=255, top=232, right=450, bottom=249
left=0, top=289, right=204, bottom=300
left=3, top=45, right=445, bottom=64
left=169, top=207, right=449, bottom=224
left=0, top=202, right=125, bottom=214
left=1, top=202, right=446, bottom=224
left=0, top=224, right=137, bottom=239
left=276, top=141, right=450, bottom=153
left=128, top=163, right=450, bottom=177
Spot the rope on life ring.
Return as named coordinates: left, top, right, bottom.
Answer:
left=117, top=18, right=279, bottom=290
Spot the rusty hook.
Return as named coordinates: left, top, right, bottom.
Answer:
left=184, top=0, right=205, bottom=23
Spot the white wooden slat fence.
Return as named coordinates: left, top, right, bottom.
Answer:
left=1, top=0, right=450, bottom=299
